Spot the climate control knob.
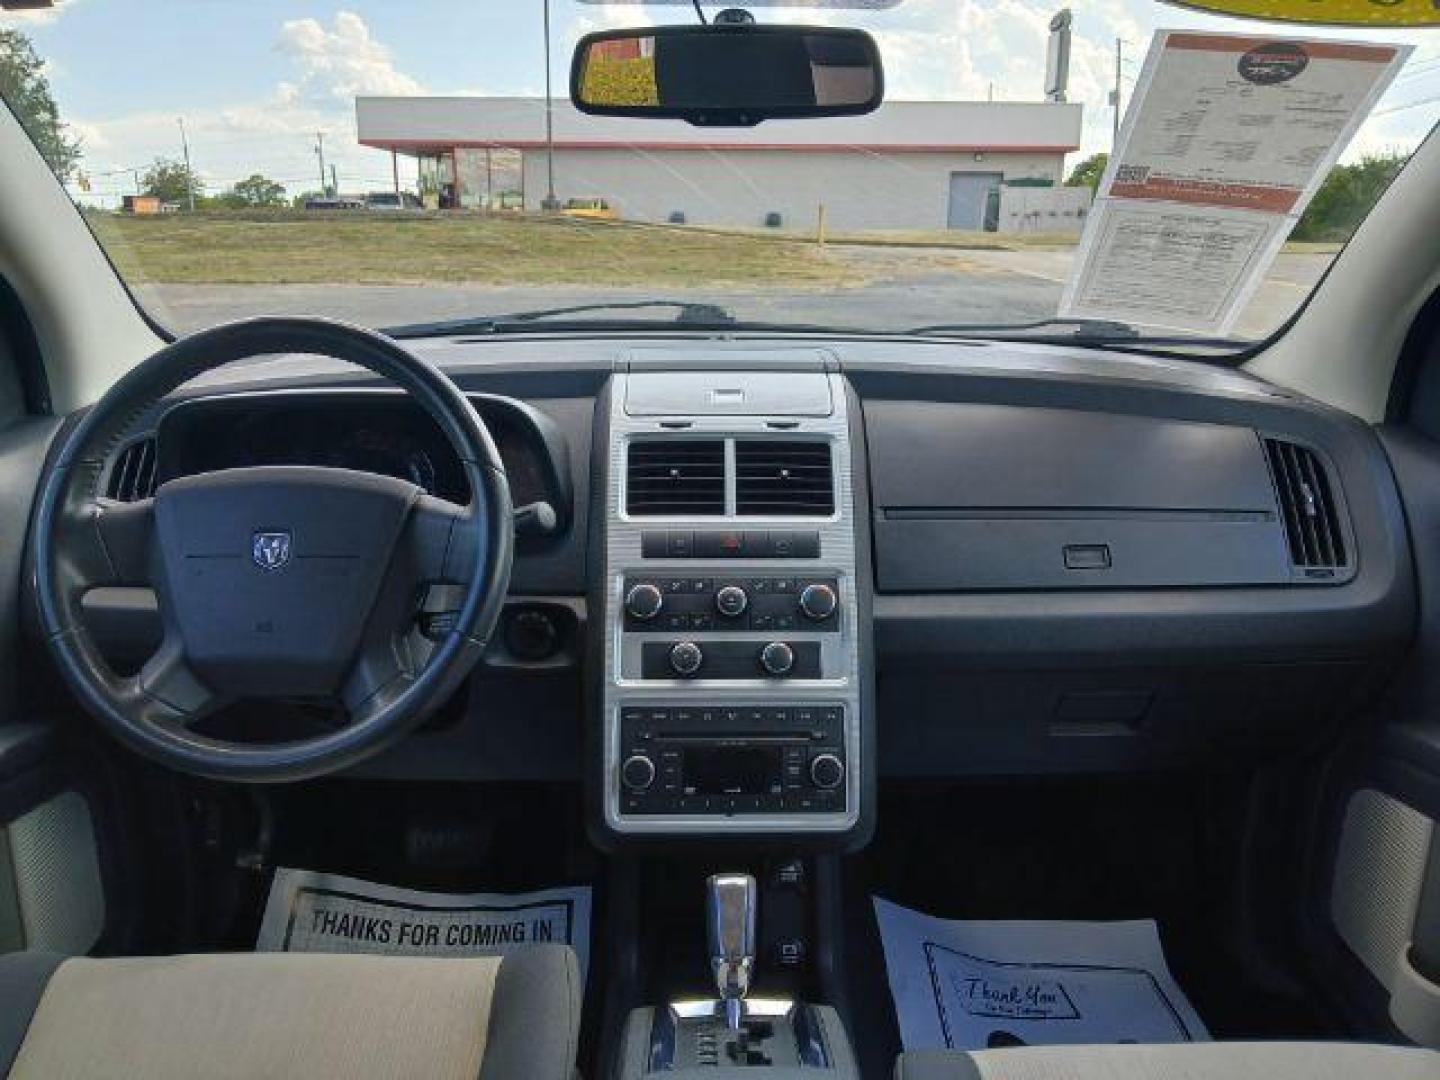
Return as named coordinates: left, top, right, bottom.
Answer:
left=625, top=582, right=664, bottom=621
left=799, top=583, right=838, bottom=621
left=715, top=585, right=749, bottom=618
left=809, top=753, right=845, bottom=790
left=758, top=641, right=795, bottom=677
left=669, top=641, right=704, bottom=677
left=621, top=754, right=656, bottom=792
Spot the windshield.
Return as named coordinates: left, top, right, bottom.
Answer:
left=2, top=1, right=1436, bottom=348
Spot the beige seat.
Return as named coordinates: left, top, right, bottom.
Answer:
left=894, top=1042, right=1440, bottom=1079
left=0, top=946, right=580, bottom=1079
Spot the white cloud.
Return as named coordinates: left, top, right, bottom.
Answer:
left=275, top=10, right=425, bottom=104
left=70, top=11, right=429, bottom=200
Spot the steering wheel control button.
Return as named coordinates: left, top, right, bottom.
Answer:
left=669, top=641, right=705, bottom=677
left=759, top=641, right=795, bottom=677
left=625, top=582, right=664, bottom=621
left=799, top=582, right=839, bottom=621
left=809, top=753, right=845, bottom=790
left=715, top=585, right=749, bottom=618
left=621, top=754, right=657, bottom=792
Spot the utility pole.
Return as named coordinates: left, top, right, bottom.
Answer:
left=177, top=117, right=195, bottom=212
left=330, top=164, right=339, bottom=197
left=315, top=132, right=328, bottom=194
left=391, top=149, right=400, bottom=196
left=1112, top=37, right=1123, bottom=148
left=542, top=0, right=558, bottom=210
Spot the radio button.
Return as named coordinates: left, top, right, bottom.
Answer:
left=669, top=641, right=704, bottom=676
left=621, top=754, right=657, bottom=792
left=759, top=642, right=795, bottom=676
left=809, top=753, right=845, bottom=790
left=625, top=582, right=664, bottom=620
left=715, top=585, right=749, bottom=618
left=799, top=583, right=838, bottom=620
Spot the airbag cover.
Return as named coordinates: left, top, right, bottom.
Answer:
left=152, top=466, right=419, bottom=697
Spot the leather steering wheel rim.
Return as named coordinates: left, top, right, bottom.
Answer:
left=31, top=317, right=513, bottom=782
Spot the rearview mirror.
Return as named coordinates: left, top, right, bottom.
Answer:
left=570, top=24, right=884, bottom=127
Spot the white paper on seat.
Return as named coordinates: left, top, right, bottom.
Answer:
left=258, top=867, right=591, bottom=982
left=874, top=897, right=1209, bottom=1052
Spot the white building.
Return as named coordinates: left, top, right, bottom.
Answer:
left=355, top=96, right=1084, bottom=232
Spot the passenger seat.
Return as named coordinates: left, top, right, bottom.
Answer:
left=894, top=1041, right=1440, bottom=1079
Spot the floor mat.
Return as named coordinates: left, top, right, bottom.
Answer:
left=875, top=897, right=1209, bottom=1052
left=257, top=867, right=591, bottom=980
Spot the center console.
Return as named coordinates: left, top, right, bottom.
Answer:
left=594, top=366, right=871, bottom=845
left=613, top=871, right=861, bottom=1078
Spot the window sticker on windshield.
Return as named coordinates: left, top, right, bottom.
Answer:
left=1059, top=31, right=1410, bottom=335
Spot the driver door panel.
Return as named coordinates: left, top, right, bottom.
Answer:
left=0, top=299, right=109, bottom=958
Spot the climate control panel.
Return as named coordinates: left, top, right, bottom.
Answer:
left=623, top=575, right=840, bottom=634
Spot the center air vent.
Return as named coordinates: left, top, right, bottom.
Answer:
left=106, top=437, right=157, bottom=502
left=626, top=439, right=725, bottom=516
left=1264, top=437, right=1348, bottom=574
left=735, top=439, right=834, bottom=517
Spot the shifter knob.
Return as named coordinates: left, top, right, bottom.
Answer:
left=706, top=873, right=757, bottom=1032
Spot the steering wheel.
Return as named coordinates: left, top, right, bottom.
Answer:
left=30, top=318, right=513, bottom=783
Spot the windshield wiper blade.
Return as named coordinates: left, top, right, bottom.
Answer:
left=906, top=317, right=1142, bottom=340
left=907, top=317, right=1245, bottom=350
left=386, top=300, right=736, bottom=338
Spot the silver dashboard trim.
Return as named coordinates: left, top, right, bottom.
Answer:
left=602, top=371, right=862, bottom=835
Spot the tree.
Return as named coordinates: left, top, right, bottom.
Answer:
left=224, top=173, right=287, bottom=208
left=142, top=159, right=203, bottom=205
left=1065, top=153, right=1108, bottom=192
left=0, top=29, right=82, bottom=181
left=1291, top=152, right=1409, bottom=243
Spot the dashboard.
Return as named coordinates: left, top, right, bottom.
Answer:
left=66, top=334, right=1416, bottom=851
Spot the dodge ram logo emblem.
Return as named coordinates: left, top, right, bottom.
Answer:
left=252, top=531, right=292, bottom=571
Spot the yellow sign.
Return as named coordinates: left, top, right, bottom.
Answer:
left=1164, top=0, right=1440, bottom=27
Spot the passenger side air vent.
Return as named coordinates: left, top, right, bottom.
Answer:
left=1264, top=437, right=1348, bottom=573
left=106, top=437, right=157, bottom=502
left=626, top=439, right=725, bottom=516
left=735, top=439, right=835, bottom=517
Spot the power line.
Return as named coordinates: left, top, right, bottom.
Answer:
left=1374, top=93, right=1440, bottom=117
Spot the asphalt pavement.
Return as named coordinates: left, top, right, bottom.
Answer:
left=136, top=248, right=1333, bottom=342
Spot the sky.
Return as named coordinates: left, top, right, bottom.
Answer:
left=3, top=0, right=1438, bottom=205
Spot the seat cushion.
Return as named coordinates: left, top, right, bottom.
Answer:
left=895, top=1042, right=1440, bottom=1080
left=1, top=944, right=579, bottom=1080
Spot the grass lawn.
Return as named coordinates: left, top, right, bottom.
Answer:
left=88, top=210, right=864, bottom=287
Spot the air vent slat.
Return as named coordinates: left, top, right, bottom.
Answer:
left=1264, top=437, right=1348, bottom=575
left=735, top=439, right=834, bottom=517
left=106, top=437, right=157, bottom=502
left=626, top=439, right=725, bottom=516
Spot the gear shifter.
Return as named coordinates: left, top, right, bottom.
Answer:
left=706, top=872, right=757, bottom=1031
